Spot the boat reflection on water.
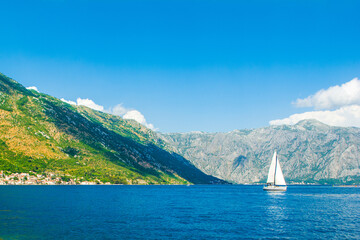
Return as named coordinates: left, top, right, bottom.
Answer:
left=263, top=187, right=288, bottom=234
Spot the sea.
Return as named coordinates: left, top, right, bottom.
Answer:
left=0, top=185, right=359, bottom=239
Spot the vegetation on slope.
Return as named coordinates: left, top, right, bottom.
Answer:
left=0, top=73, right=222, bottom=184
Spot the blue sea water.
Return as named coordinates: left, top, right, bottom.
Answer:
left=0, top=185, right=359, bottom=239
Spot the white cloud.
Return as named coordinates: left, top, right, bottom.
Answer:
left=59, top=98, right=157, bottom=130
left=76, top=98, right=104, bottom=111
left=108, top=104, right=129, bottom=116
left=61, top=98, right=77, bottom=105
left=123, top=110, right=156, bottom=130
left=270, top=105, right=360, bottom=127
left=294, top=78, right=360, bottom=109
left=26, top=86, right=39, bottom=92
left=107, top=104, right=156, bottom=130
left=271, top=77, right=360, bottom=128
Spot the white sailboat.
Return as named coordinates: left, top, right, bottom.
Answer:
left=263, top=151, right=287, bottom=191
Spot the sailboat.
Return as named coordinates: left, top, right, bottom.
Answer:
left=263, top=151, right=287, bottom=191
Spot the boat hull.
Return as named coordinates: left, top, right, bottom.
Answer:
left=263, top=185, right=287, bottom=191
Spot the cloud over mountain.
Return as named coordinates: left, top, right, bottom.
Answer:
left=60, top=98, right=76, bottom=105
left=271, top=78, right=360, bottom=127
left=61, top=98, right=156, bottom=130
left=76, top=98, right=104, bottom=111
left=270, top=105, right=360, bottom=127
left=107, top=104, right=156, bottom=130
left=123, top=110, right=155, bottom=130
left=294, top=78, right=360, bottom=109
left=26, top=86, right=39, bottom=92
left=109, top=104, right=128, bottom=116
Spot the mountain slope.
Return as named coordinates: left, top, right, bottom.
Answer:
left=163, top=120, right=360, bottom=184
left=0, top=73, right=223, bottom=184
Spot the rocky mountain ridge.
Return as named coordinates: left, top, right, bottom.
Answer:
left=2, top=71, right=358, bottom=185
left=163, top=119, right=360, bottom=184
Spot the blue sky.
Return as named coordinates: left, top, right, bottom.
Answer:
left=1, top=0, right=360, bottom=132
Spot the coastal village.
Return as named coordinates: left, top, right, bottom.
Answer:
left=0, top=171, right=105, bottom=185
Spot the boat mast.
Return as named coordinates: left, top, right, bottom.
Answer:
left=274, top=151, right=277, bottom=185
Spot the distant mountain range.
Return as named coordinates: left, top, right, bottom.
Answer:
left=1, top=72, right=359, bottom=185
left=0, top=73, right=223, bottom=184
left=162, top=120, right=360, bottom=184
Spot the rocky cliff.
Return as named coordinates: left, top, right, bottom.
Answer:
left=163, top=120, right=360, bottom=184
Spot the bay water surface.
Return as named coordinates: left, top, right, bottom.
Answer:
left=0, top=185, right=359, bottom=239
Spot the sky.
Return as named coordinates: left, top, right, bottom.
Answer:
left=1, top=0, right=360, bottom=132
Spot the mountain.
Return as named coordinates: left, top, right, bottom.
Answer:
left=163, top=120, right=360, bottom=184
left=0, top=73, right=223, bottom=184
left=3, top=71, right=358, bottom=185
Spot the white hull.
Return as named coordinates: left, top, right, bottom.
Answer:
left=263, top=185, right=287, bottom=191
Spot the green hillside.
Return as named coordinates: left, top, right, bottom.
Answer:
left=0, top=73, right=223, bottom=184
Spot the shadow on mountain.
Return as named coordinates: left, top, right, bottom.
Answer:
left=43, top=98, right=224, bottom=184
left=232, top=155, right=249, bottom=169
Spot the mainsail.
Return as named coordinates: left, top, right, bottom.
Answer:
left=266, top=151, right=277, bottom=184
